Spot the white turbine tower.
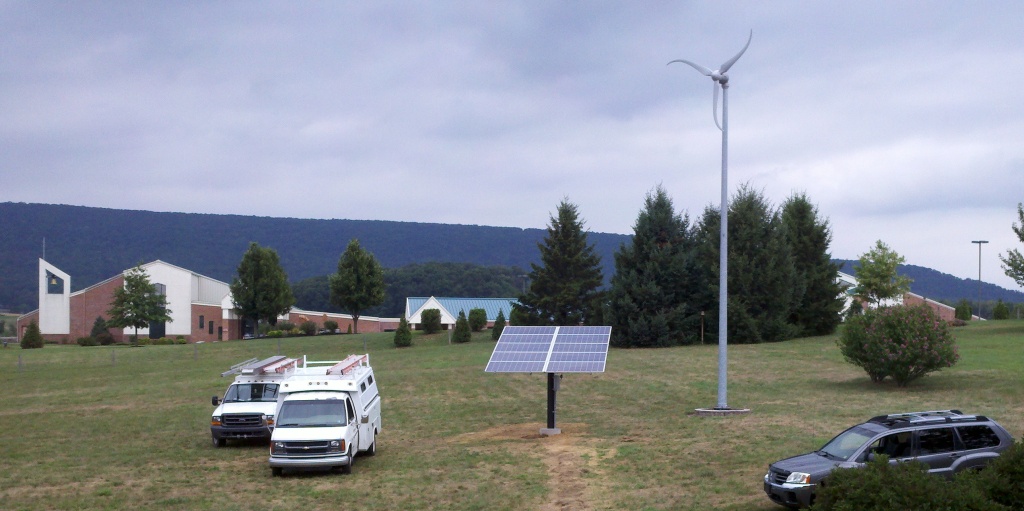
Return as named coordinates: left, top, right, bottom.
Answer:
left=670, top=31, right=751, bottom=412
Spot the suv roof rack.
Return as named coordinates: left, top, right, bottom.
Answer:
left=868, top=409, right=988, bottom=427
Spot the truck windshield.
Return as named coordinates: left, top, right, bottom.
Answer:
left=276, top=400, right=348, bottom=427
left=224, top=383, right=279, bottom=403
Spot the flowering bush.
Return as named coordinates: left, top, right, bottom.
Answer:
left=837, top=305, right=959, bottom=387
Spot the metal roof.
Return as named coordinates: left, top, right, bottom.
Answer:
left=406, top=296, right=518, bottom=322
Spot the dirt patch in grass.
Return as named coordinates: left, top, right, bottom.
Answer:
left=454, top=422, right=608, bottom=511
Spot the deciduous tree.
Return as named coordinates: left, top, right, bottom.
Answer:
left=330, top=239, right=385, bottom=336
left=853, top=240, right=912, bottom=305
left=107, top=264, right=173, bottom=343
left=230, top=243, right=294, bottom=331
left=514, top=199, right=603, bottom=326
left=999, top=202, right=1024, bottom=288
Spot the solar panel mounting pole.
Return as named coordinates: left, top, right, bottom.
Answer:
left=542, top=372, right=560, bottom=435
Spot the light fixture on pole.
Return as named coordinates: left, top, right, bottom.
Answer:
left=972, top=240, right=988, bottom=320
left=670, top=31, right=751, bottom=414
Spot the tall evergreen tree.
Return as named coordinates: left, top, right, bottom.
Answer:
left=693, top=185, right=799, bottom=344
left=330, top=239, right=386, bottom=335
left=452, top=310, right=471, bottom=343
left=780, top=193, right=845, bottom=336
left=514, top=199, right=604, bottom=325
left=230, top=243, right=294, bottom=330
left=491, top=309, right=506, bottom=340
left=607, top=186, right=697, bottom=347
left=107, top=264, right=173, bottom=342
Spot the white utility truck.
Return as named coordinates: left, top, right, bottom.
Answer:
left=269, top=354, right=381, bottom=476
left=210, top=356, right=297, bottom=447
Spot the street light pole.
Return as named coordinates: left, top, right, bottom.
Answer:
left=972, top=240, right=988, bottom=320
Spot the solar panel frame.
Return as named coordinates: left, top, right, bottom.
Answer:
left=485, top=325, right=611, bottom=373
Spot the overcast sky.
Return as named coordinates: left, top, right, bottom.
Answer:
left=3, top=2, right=1023, bottom=290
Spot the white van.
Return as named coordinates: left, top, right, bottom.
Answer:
left=210, top=356, right=297, bottom=447
left=268, top=354, right=381, bottom=476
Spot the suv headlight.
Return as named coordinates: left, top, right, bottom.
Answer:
left=271, top=441, right=286, bottom=455
left=786, top=472, right=811, bottom=484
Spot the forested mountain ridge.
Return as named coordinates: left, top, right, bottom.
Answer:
left=2, top=202, right=1021, bottom=314
left=0, top=202, right=628, bottom=313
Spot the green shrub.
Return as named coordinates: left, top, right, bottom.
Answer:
left=266, top=330, right=283, bottom=338
left=394, top=317, right=412, bottom=348
left=968, top=441, right=1024, bottom=510
left=955, top=299, right=973, bottom=321
left=468, top=308, right=487, bottom=332
left=421, top=309, right=442, bottom=334
left=491, top=310, right=507, bottom=340
left=324, top=320, right=339, bottom=333
left=21, top=321, right=44, bottom=349
left=346, top=324, right=352, bottom=334
left=300, top=321, right=317, bottom=336
left=277, top=321, right=296, bottom=332
left=812, top=455, right=1000, bottom=511
left=992, top=300, right=1009, bottom=320
left=452, top=311, right=471, bottom=344
left=837, top=304, right=959, bottom=386
left=77, top=336, right=99, bottom=347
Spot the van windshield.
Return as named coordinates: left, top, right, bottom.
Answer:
left=276, top=400, right=348, bottom=428
left=224, top=383, right=279, bottom=403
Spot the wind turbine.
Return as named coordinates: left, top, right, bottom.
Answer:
left=669, top=30, right=751, bottom=412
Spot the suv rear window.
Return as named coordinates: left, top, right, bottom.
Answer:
left=958, top=425, right=1001, bottom=450
left=917, top=428, right=955, bottom=455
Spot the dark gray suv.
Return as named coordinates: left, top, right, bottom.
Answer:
left=763, top=410, right=1014, bottom=509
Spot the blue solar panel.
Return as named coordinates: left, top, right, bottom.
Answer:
left=485, top=325, right=610, bottom=373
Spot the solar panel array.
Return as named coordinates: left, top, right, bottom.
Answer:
left=485, top=325, right=611, bottom=373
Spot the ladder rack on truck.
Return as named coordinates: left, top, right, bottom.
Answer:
left=221, top=356, right=297, bottom=377
left=327, top=354, right=370, bottom=375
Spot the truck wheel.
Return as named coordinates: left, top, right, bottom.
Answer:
left=271, top=467, right=283, bottom=477
left=212, top=437, right=226, bottom=448
left=341, top=451, right=353, bottom=474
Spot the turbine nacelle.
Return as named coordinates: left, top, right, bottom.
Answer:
left=669, top=30, right=752, bottom=130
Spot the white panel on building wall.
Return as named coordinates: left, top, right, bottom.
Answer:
left=38, top=259, right=70, bottom=335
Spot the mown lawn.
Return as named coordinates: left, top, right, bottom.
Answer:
left=1, top=320, right=1021, bottom=510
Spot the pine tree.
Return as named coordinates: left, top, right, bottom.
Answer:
left=394, top=317, right=412, bottom=347
left=514, top=199, right=603, bottom=325
left=21, top=321, right=44, bottom=349
left=491, top=309, right=506, bottom=340
left=607, top=186, right=697, bottom=347
left=693, top=185, right=799, bottom=344
left=780, top=193, right=845, bottom=336
left=452, top=310, right=471, bottom=343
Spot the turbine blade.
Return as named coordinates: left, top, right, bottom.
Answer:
left=668, top=59, right=713, bottom=76
left=719, top=30, right=752, bottom=74
left=713, top=83, right=722, bottom=130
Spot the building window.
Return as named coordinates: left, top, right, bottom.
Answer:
left=217, top=326, right=223, bottom=341
left=199, top=315, right=205, bottom=328
left=209, top=321, right=214, bottom=335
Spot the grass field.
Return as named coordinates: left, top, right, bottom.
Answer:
left=2, top=321, right=1021, bottom=511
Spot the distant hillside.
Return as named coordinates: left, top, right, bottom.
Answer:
left=3, top=202, right=1020, bottom=314
left=0, top=202, right=629, bottom=313
left=836, top=260, right=1024, bottom=304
